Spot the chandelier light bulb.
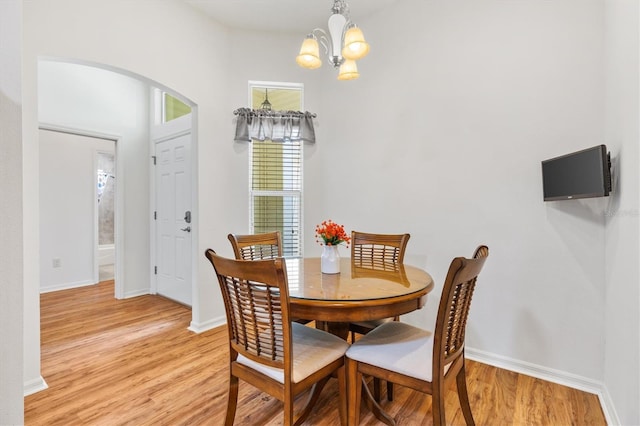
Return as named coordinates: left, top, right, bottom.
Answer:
left=342, top=26, right=370, bottom=60
left=296, top=36, right=322, bottom=69
left=337, top=59, right=359, bottom=80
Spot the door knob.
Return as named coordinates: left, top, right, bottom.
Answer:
left=181, top=226, right=191, bottom=232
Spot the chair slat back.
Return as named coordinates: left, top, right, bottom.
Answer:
left=473, top=245, right=489, bottom=259
left=351, top=231, right=410, bottom=266
left=434, top=249, right=488, bottom=368
left=228, top=231, right=283, bottom=261
left=205, top=250, right=290, bottom=369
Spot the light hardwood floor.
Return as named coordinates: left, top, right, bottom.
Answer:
left=25, top=280, right=606, bottom=425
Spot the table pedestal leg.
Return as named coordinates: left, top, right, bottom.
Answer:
left=315, top=321, right=350, bottom=340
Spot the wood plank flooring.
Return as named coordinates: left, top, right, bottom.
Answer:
left=25, top=280, right=606, bottom=425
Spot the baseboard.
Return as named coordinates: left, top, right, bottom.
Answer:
left=466, top=347, right=618, bottom=425
left=24, top=376, right=48, bottom=397
left=122, top=289, right=151, bottom=299
left=40, top=279, right=95, bottom=293
left=188, top=316, right=226, bottom=333
left=598, top=384, right=621, bottom=426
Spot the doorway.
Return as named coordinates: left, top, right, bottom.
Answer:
left=97, top=150, right=116, bottom=282
left=38, top=128, right=117, bottom=292
left=37, top=60, right=198, bottom=309
left=152, top=112, right=193, bottom=306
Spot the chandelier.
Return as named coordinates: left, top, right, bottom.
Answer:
left=295, top=0, right=370, bottom=80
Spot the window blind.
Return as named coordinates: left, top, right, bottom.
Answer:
left=251, top=139, right=302, bottom=257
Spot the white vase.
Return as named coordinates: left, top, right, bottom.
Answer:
left=321, top=245, right=340, bottom=274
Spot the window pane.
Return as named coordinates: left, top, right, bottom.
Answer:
left=252, top=140, right=301, bottom=191
left=164, top=93, right=191, bottom=122
left=253, top=195, right=301, bottom=257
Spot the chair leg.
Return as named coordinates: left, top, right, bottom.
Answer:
left=224, top=375, right=239, bottom=426
left=456, top=362, right=476, bottom=426
left=284, top=393, right=294, bottom=426
left=431, top=381, right=446, bottom=426
left=337, top=366, right=347, bottom=426
left=386, top=380, right=394, bottom=401
left=373, top=378, right=382, bottom=402
left=347, top=358, right=363, bottom=426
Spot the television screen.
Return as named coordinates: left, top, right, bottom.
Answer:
left=541, top=145, right=611, bottom=201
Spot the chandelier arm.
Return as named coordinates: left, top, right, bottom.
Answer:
left=311, top=29, right=330, bottom=56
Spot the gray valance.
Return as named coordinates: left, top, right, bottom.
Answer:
left=233, top=108, right=316, bottom=143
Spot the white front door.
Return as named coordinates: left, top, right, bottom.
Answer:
left=153, top=120, right=192, bottom=306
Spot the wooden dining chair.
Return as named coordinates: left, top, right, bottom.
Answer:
left=345, top=245, right=489, bottom=426
left=204, top=249, right=349, bottom=426
left=349, top=231, right=411, bottom=401
left=350, top=231, right=410, bottom=266
left=228, top=231, right=311, bottom=325
left=227, top=231, right=282, bottom=260
left=349, top=231, right=411, bottom=337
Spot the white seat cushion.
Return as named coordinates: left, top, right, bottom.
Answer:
left=346, top=321, right=436, bottom=382
left=237, top=322, right=350, bottom=384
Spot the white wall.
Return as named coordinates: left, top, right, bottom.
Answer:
left=317, top=0, right=607, bottom=379
left=23, top=0, right=232, bottom=389
left=38, top=61, right=149, bottom=297
left=39, top=130, right=115, bottom=292
left=603, top=1, right=640, bottom=425
left=0, top=0, right=23, bottom=422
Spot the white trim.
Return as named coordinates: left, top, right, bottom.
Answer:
left=466, top=347, right=617, bottom=425
left=122, top=289, right=151, bottom=299
left=188, top=106, right=200, bottom=320
left=149, top=89, right=158, bottom=297
left=40, top=279, right=98, bottom=293
left=93, top=150, right=100, bottom=284
left=24, top=376, right=48, bottom=397
left=599, top=385, right=622, bottom=426
left=39, top=122, right=120, bottom=141
left=188, top=316, right=226, bottom=334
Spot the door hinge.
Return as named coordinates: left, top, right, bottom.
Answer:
left=154, top=211, right=157, bottom=220
left=154, top=266, right=158, bottom=275
left=151, top=155, right=156, bottom=165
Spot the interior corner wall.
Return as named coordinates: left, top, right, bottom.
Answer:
left=0, top=0, right=24, bottom=423
left=603, top=1, right=640, bottom=424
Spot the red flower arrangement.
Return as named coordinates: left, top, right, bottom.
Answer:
left=315, top=220, right=350, bottom=247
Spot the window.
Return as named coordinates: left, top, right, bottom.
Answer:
left=249, top=82, right=304, bottom=257
left=163, top=92, right=191, bottom=122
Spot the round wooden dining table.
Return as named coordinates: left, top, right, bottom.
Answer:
left=286, top=257, right=434, bottom=337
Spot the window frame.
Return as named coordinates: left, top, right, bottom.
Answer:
left=248, top=81, right=305, bottom=258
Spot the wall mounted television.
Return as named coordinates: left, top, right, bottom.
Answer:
left=541, top=144, right=611, bottom=201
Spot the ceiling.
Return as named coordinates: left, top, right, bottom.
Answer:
left=183, top=0, right=399, bottom=33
